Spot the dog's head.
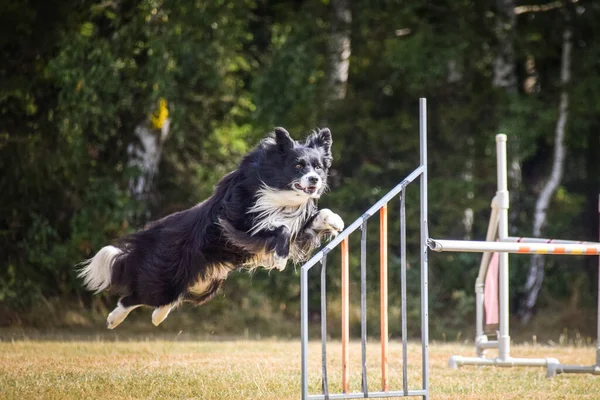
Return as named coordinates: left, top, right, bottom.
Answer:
left=257, top=127, right=333, bottom=205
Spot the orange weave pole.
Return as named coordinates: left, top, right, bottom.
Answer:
left=380, top=204, right=389, bottom=391
left=341, top=237, right=350, bottom=393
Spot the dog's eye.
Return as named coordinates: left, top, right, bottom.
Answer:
left=315, top=165, right=322, bottom=170
left=295, top=164, right=303, bottom=170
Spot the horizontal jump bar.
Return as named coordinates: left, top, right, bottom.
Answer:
left=301, top=164, right=425, bottom=272
left=428, top=239, right=600, bottom=255
left=504, top=236, right=600, bottom=245
left=308, top=389, right=427, bottom=399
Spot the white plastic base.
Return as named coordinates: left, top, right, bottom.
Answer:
left=546, top=363, right=600, bottom=378
left=449, top=355, right=560, bottom=371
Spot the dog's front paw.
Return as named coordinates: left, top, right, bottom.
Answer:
left=314, top=209, right=344, bottom=233
left=273, top=254, right=288, bottom=271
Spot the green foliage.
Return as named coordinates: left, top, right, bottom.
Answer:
left=1, top=0, right=599, bottom=338
left=252, top=3, right=329, bottom=131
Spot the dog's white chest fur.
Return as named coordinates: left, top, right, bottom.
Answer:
left=248, top=187, right=311, bottom=237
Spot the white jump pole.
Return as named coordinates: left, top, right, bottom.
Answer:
left=445, top=134, right=560, bottom=371
left=471, top=172, right=600, bottom=359
left=432, top=134, right=600, bottom=375
left=495, top=134, right=511, bottom=362
left=428, top=239, right=600, bottom=255
left=504, top=237, right=600, bottom=245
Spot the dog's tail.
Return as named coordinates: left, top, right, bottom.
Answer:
left=77, top=245, right=123, bottom=294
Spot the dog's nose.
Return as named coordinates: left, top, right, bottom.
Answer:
left=308, top=176, right=319, bottom=185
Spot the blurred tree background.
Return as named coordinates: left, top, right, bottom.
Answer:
left=1, top=0, right=599, bottom=341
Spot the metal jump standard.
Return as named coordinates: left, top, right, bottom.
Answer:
left=428, top=134, right=600, bottom=377
left=299, top=98, right=430, bottom=399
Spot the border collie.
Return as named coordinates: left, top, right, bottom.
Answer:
left=78, top=127, right=344, bottom=328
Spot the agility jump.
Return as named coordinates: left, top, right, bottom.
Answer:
left=299, top=98, right=600, bottom=399
left=299, top=98, right=430, bottom=399
left=428, top=134, right=600, bottom=377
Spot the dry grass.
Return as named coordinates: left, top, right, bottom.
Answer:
left=0, top=337, right=598, bottom=399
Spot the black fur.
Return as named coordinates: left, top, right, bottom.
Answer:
left=92, top=128, right=338, bottom=310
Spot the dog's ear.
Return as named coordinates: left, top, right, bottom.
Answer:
left=305, top=128, right=333, bottom=167
left=305, top=128, right=332, bottom=153
left=274, top=127, right=295, bottom=153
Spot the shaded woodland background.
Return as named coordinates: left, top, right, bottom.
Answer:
left=1, top=0, right=599, bottom=341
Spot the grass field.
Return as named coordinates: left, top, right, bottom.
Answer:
left=1, top=336, right=599, bottom=399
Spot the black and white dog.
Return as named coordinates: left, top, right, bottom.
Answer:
left=78, top=127, right=344, bottom=329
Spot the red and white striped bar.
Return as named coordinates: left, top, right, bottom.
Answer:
left=504, top=236, right=600, bottom=245
left=428, top=239, right=600, bottom=255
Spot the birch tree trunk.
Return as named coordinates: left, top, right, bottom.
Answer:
left=127, top=113, right=170, bottom=220
left=327, top=0, right=351, bottom=103
left=519, top=27, right=572, bottom=323
left=493, top=0, right=517, bottom=93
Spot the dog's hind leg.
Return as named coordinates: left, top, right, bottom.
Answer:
left=107, top=297, right=141, bottom=329
left=185, top=279, right=224, bottom=306
left=151, top=303, right=176, bottom=326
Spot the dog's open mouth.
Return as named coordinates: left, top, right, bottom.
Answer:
left=294, top=183, right=318, bottom=195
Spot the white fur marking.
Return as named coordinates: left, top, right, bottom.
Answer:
left=300, top=172, right=322, bottom=193
left=293, top=173, right=324, bottom=199
left=152, top=304, right=174, bottom=326
left=78, top=246, right=122, bottom=294
left=107, top=302, right=140, bottom=329
left=241, top=251, right=288, bottom=272
left=248, top=185, right=311, bottom=237
left=313, top=209, right=344, bottom=233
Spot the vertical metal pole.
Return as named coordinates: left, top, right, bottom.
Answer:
left=419, top=97, right=429, bottom=398
left=380, top=204, right=389, bottom=391
left=400, top=188, right=408, bottom=395
left=301, top=267, right=309, bottom=400
left=341, top=237, right=350, bottom=394
left=495, top=134, right=511, bottom=361
left=321, top=253, right=329, bottom=398
left=597, top=194, right=600, bottom=367
left=360, top=220, right=369, bottom=396
left=475, top=279, right=485, bottom=346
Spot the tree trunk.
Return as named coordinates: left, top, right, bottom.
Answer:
left=519, top=27, right=572, bottom=323
left=127, top=105, right=170, bottom=220
left=493, top=0, right=523, bottom=236
left=493, top=0, right=517, bottom=93
left=327, top=0, right=351, bottom=103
